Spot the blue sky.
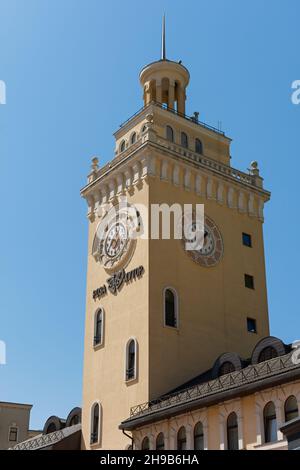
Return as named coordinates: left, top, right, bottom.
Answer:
left=0, top=0, right=299, bottom=430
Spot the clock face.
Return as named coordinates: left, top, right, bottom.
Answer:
left=104, top=222, right=127, bottom=259
left=92, top=205, right=139, bottom=272
left=182, top=215, right=223, bottom=267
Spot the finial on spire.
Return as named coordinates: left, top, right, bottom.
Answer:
left=161, top=14, right=166, bottom=60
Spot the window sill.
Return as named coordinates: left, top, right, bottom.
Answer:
left=163, top=324, right=180, bottom=332
left=125, top=376, right=138, bottom=386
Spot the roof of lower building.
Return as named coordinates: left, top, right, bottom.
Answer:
left=10, top=424, right=81, bottom=451
left=120, top=336, right=298, bottom=431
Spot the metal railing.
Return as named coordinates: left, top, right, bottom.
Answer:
left=119, top=101, right=225, bottom=136
left=11, top=430, right=64, bottom=451
left=129, top=353, right=298, bottom=418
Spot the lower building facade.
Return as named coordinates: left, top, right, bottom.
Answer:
left=120, top=336, right=300, bottom=451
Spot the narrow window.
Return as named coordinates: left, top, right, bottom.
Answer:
left=242, top=233, right=252, bottom=247
left=284, top=396, right=299, bottom=422
left=195, top=138, right=203, bottom=154
left=156, top=432, right=165, bottom=450
left=8, top=426, right=18, bottom=442
left=94, top=309, right=103, bottom=346
left=177, top=426, right=186, bottom=450
left=244, top=274, right=255, bottom=289
left=194, top=422, right=204, bottom=450
left=247, top=317, right=257, bottom=333
left=126, top=339, right=137, bottom=381
left=227, top=413, right=239, bottom=450
left=264, top=402, right=277, bottom=443
left=166, top=125, right=174, bottom=142
left=258, top=346, right=278, bottom=363
left=219, top=361, right=235, bottom=377
left=131, top=132, right=137, bottom=144
left=120, top=140, right=126, bottom=152
left=181, top=132, right=188, bottom=148
left=90, top=403, right=100, bottom=445
left=142, top=436, right=150, bottom=450
left=164, top=288, right=178, bottom=328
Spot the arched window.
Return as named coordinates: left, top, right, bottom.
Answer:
left=94, top=309, right=104, bottom=346
left=120, top=140, right=126, bottom=152
left=69, top=415, right=80, bottom=426
left=156, top=432, right=165, bottom=450
left=285, top=396, right=299, bottom=422
left=126, top=339, right=137, bottom=381
left=177, top=426, right=186, bottom=450
left=45, top=422, right=56, bottom=434
left=90, top=403, right=100, bottom=445
left=264, top=402, right=277, bottom=443
left=164, top=288, right=178, bottom=328
left=227, top=412, right=239, bottom=450
left=142, top=436, right=150, bottom=450
left=219, top=361, right=235, bottom=377
left=258, top=346, right=278, bottom=363
left=142, top=124, right=147, bottom=133
left=131, top=132, right=137, bottom=145
left=166, top=125, right=174, bottom=142
left=194, top=422, right=204, bottom=450
left=195, top=138, right=203, bottom=154
left=181, top=132, right=188, bottom=148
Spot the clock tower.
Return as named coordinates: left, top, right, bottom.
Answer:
left=80, top=23, right=271, bottom=450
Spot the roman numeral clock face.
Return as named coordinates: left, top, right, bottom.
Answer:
left=104, top=223, right=127, bottom=259
left=92, top=206, right=139, bottom=273
left=182, top=215, right=224, bottom=267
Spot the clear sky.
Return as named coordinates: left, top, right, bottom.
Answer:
left=0, top=0, right=299, bottom=430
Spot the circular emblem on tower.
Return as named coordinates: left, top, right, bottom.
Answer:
left=181, top=214, right=224, bottom=267
left=92, top=204, right=140, bottom=273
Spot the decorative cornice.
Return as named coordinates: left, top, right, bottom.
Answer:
left=81, top=125, right=270, bottom=222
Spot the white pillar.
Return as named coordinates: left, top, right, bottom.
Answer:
left=237, top=413, right=244, bottom=450
left=255, top=403, right=264, bottom=445
left=275, top=400, right=284, bottom=441
left=203, top=424, right=209, bottom=450
left=186, top=424, right=193, bottom=450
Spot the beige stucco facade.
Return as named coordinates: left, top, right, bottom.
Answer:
left=0, top=401, right=32, bottom=450
left=131, top=380, right=300, bottom=451
left=81, top=56, right=271, bottom=450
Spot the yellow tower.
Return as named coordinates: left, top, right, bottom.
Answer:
left=80, top=21, right=271, bottom=450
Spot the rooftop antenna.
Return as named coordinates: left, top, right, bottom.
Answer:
left=161, top=14, right=166, bottom=60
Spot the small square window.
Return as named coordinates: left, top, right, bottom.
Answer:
left=9, top=427, right=18, bottom=442
left=242, top=233, right=252, bottom=247
left=247, top=317, right=257, bottom=333
left=245, top=274, right=255, bottom=289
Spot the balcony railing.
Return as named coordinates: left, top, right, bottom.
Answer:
left=120, top=101, right=225, bottom=136
left=129, top=353, right=298, bottom=418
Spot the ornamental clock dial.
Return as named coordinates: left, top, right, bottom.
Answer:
left=182, top=215, right=224, bottom=267
left=104, top=222, right=127, bottom=259
left=92, top=205, right=139, bottom=272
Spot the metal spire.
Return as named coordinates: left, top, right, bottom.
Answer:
left=161, top=14, right=166, bottom=60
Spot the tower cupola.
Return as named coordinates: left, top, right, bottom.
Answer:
left=139, top=15, right=190, bottom=114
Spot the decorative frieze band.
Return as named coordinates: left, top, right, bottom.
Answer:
left=82, top=153, right=266, bottom=223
